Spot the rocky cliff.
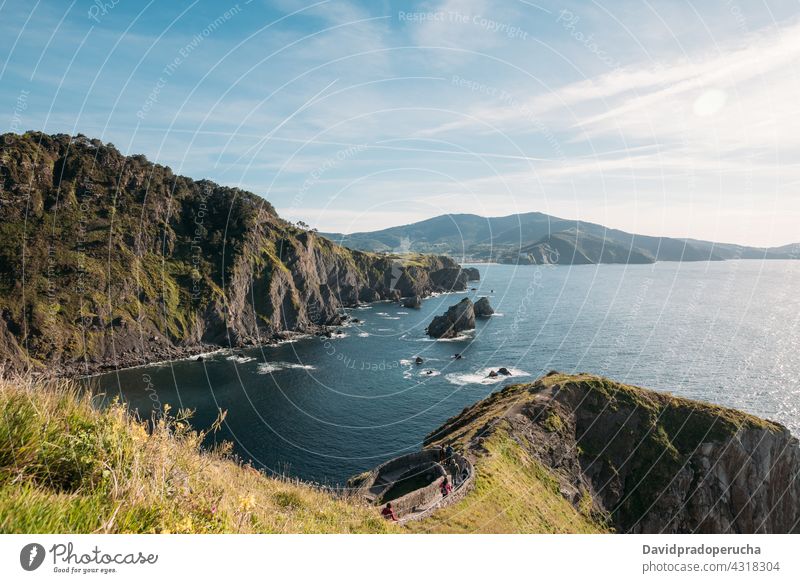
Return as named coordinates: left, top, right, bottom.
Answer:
left=423, top=373, right=800, bottom=533
left=0, top=132, right=467, bottom=375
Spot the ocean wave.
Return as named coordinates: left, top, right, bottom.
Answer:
left=357, top=332, right=370, bottom=337
left=415, top=331, right=474, bottom=342
left=191, top=349, right=225, bottom=361
left=403, top=368, right=442, bottom=379
left=445, top=367, right=531, bottom=386
left=257, top=362, right=317, bottom=374
left=265, top=334, right=313, bottom=347
left=226, top=355, right=256, bottom=363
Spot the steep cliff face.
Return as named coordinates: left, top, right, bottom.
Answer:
left=0, top=132, right=466, bottom=374
left=424, top=373, right=800, bottom=534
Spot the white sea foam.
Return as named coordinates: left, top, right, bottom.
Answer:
left=415, top=331, right=474, bottom=342
left=226, top=355, right=256, bottom=363
left=403, top=367, right=441, bottom=379
left=257, top=362, right=317, bottom=374
left=357, top=332, right=370, bottom=337
left=445, top=367, right=531, bottom=386
left=265, top=334, right=313, bottom=347
left=191, top=349, right=225, bottom=360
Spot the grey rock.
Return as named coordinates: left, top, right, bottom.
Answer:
left=474, top=296, right=494, bottom=317
left=426, top=298, right=476, bottom=339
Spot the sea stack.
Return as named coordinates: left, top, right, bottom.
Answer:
left=474, top=296, right=494, bottom=317
left=426, top=298, right=476, bottom=339
left=402, top=295, right=422, bottom=309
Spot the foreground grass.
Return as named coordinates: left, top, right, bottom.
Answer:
left=0, top=376, right=395, bottom=533
left=406, top=427, right=607, bottom=534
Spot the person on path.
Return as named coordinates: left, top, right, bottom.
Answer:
left=381, top=502, right=398, bottom=521
left=440, top=477, right=452, bottom=497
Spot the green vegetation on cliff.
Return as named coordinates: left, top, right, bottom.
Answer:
left=0, top=132, right=466, bottom=375
left=420, top=373, right=798, bottom=534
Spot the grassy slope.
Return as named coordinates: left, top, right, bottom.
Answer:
left=0, top=376, right=394, bottom=534
left=0, top=374, right=606, bottom=534
left=3, top=372, right=777, bottom=534
left=406, top=427, right=605, bottom=533
left=412, top=372, right=783, bottom=533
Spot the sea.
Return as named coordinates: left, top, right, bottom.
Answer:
left=90, top=261, right=800, bottom=486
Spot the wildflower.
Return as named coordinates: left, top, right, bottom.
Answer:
left=238, top=494, right=256, bottom=512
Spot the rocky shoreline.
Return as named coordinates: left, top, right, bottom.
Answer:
left=0, top=133, right=475, bottom=377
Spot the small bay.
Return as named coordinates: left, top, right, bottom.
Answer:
left=91, top=260, right=800, bottom=486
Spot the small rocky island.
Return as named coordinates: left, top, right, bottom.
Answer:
left=426, top=298, right=476, bottom=338
left=474, top=296, right=494, bottom=317
left=426, top=296, right=494, bottom=338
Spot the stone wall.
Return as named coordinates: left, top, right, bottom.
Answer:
left=348, top=448, right=475, bottom=522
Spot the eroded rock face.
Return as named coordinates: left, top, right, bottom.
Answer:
left=474, top=297, right=494, bottom=317
left=426, top=298, right=475, bottom=338
left=0, top=133, right=466, bottom=375
left=402, top=296, right=422, bottom=309
left=427, top=373, right=800, bottom=534
left=463, top=267, right=480, bottom=281
left=429, top=268, right=468, bottom=292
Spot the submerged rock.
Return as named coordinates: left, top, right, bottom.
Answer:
left=426, top=298, right=476, bottom=339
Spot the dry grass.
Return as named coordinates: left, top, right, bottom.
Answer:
left=0, top=375, right=396, bottom=534
left=407, top=426, right=608, bottom=534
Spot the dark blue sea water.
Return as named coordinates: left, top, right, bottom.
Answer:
left=91, top=261, right=800, bottom=486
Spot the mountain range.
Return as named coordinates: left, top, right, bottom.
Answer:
left=323, top=212, right=800, bottom=264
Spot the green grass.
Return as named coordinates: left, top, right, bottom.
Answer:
left=0, top=375, right=396, bottom=534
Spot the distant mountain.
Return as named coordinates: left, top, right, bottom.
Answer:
left=322, top=212, right=800, bottom=264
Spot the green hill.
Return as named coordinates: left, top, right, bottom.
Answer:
left=504, top=229, right=655, bottom=265
left=323, top=212, right=799, bottom=264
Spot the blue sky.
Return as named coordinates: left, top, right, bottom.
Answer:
left=2, top=0, right=799, bottom=246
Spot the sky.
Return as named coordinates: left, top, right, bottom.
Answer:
left=1, top=0, right=799, bottom=246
